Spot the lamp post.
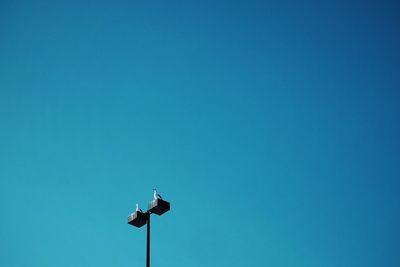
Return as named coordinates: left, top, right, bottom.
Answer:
left=128, top=191, right=170, bottom=267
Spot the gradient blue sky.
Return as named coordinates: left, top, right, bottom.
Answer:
left=1, top=0, right=399, bottom=266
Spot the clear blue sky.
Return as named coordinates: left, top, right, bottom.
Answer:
left=0, top=0, right=399, bottom=266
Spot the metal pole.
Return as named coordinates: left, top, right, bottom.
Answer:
left=146, top=213, right=150, bottom=267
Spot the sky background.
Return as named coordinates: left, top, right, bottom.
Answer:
left=0, top=0, right=399, bottom=266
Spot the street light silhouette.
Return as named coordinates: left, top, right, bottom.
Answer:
left=127, top=190, right=170, bottom=267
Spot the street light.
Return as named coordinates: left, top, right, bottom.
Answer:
left=128, top=190, right=170, bottom=267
